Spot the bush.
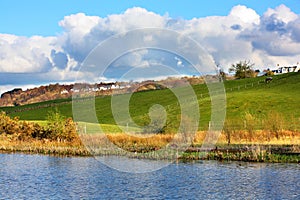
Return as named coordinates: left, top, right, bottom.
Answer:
left=46, top=109, right=78, bottom=142
left=263, top=111, right=284, bottom=139
left=223, top=120, right=233, bottom=145
left=0, top=111, right=78, bottom=142
left=0, top=112, right=20, bottom=135
left=30, top=123, right=48, bottom=140
left=244, top=112, right=256, bottom=142
left=142, top=105, right=167, bottom=134
left=0, top=112, right=45, bottom=141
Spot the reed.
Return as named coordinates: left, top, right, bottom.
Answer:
left=0, top=111, right=299, bottom=162
left=0, top=134, right=89, bottom=156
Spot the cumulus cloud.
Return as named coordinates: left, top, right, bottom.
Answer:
left=1, top=4, right=300, bottom=91
left=264, top=4, right=298, bottom=23
left=229, top=5, right=260, bottom=24
left=0, top=34, right=54, bottom=72
left=289, top=18, right=300, bottom=42
left=239, top=4, right=300, bottom=59
left=58, top=13, right=102, bottom=62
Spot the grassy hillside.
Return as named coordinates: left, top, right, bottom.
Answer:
left=1, top=72, right=300, bottom=131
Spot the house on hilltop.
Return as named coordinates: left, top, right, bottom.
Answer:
left=272, top=64, right=300, bottom=75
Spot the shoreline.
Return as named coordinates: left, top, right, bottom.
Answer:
left=0, top=140, right=299, bottom=163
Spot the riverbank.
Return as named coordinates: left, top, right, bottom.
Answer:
left=0, top=135, right=90, bottom=156
left=180, top=145, right=300, bottom=163
left=1, top=135, right=299, bottom=163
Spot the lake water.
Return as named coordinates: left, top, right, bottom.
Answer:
left=0, top=153, right=299, bottom=199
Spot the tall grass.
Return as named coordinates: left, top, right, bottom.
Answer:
left=0, top=108, right=299, bottom=160
left=221, top=111, right=299, bottom=144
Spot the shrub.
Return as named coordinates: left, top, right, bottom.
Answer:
left=46, top=109, right=78, bottom=142
left=263, top=111, right=284, bottom=139
left=0, top=112, right=20, bottom=135
left=223, top=120, right=233, bottom=145
left=31, top=123, right=48, bottom=139
left=0, top=112, right=42, bottom=141
left=244, top=112, right=256, bottom=142
left=17, top=121, right=34, bottom=141
left=0, top=111, right=78, bottom=142
left=142, top=105, right=167, bottom=134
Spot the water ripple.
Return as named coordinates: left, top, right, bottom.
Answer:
left=0, top=154, right=299, bottom=199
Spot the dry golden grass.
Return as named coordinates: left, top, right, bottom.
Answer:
left=80, top=133, right=175, bottom=153
left=217, top=130, right=300, bottom=145
left=80, top=130, right=300, bottom=151
left=0, top=134, right=89, bottom=156
left=0, top=129, right=299, bottom=156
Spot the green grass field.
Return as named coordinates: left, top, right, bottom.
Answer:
left=2, top=72, right=300, bottom=131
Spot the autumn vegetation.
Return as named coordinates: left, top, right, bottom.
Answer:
left=0, top=71, right=299, bottom=162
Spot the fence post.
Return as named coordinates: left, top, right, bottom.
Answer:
left=84, top=123, right=87, bottom=134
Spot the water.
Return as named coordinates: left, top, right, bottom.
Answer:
left=0, top=153, right=299, bottom=199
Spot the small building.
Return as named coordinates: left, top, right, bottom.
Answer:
left=272, top=64, right=300, bottom=75
left=60, top=89, right=69, bottom=94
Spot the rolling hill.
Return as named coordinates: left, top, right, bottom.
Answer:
left=1, top=72, right=300, bottom=131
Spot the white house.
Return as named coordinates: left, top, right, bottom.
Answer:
left=60, top=89, right=69, bottom=94
left=272, top=64, right=300, bottom=75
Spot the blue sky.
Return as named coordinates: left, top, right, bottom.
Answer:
left=0, top=1, right=300, bottom=93
left=1, top=0, right=299, bottom=36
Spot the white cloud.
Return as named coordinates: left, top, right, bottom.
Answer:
left=175, top=56, right=184, bottom=67
left=59, top=13, right=101, bottom=35
left=0, top=34, right=55, bottom=72
left=238, top=4, right=300, bottom=63
left=264, top=4, right=298, bottom=24
left=229, top=5, right=260, bottom=24
left=102, top=7, right=167, bottom=32
left=1, top=4, right=300, bottom=91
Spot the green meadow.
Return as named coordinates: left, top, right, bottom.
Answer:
left=1, top=72, right=300, bottom=132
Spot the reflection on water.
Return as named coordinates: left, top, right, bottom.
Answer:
left=0, top=154, right=299, bottom=199
left=96, top=155, right=172, bottom=173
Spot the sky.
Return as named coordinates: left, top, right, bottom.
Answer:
left=0, top=0, right=300, bottom=93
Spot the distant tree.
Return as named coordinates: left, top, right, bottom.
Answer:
left=229, top=60, right=255, bottom=79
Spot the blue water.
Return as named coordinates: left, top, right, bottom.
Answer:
left=0, top=153, right=299, bottom=199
